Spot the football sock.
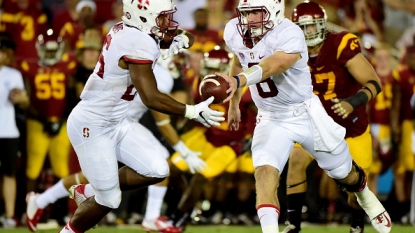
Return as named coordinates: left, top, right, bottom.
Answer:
left=355, top=186, right=385, bottom=219
left=257, top=204, right=279, bottom=233
left=171, top=209, right=190, bottom=228
left=144, top=185, right=167, bottom=220
left=286, top=193, right=305, bottom=229
left=83, top=184, right=95, bottom=198
left=350, top=207, right=365, bottom=230
left=36, top=179, right=68, bottom=209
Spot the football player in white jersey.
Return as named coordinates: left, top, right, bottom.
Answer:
left=216, top=0, right=391, bottom=233
left=25, top=63, right=205, bottom=232
left=56, top=0, right=225, bottom=232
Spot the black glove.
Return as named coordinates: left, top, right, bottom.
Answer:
left=43, top=120, right=62, bottom=136
left=241, top=137, right=253, bottom=155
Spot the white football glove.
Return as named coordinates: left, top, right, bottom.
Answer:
left=173, top=141, right=206, bottom=174
left=163, top=34, right=189, bottom=59
left=185, top=96, right=225, bottom=127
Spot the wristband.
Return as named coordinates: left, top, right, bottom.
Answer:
left=367, top=80, right=382, bottom=94
left=240, top=65, right=263, bottom=86
left=172, top=140, right=188, bottom=158
left=361, top=86, right=374, bottom=99
left=233, top=75, right=240, bottom=88
left=184, top=105, right=195, bottom=118
left=344, top=91, right=369, bottom=109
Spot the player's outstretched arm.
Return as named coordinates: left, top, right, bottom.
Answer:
left=128, top=61, right=224, bottom=127
left=218, top=51, right=301, bottom=103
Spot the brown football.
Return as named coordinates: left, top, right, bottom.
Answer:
left=199, top=74, right=229, bottom=104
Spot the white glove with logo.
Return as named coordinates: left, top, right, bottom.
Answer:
left=173, top=141, right=206, bottom=174
left=163, top=34, right=189, bottom=59
left=185, top=96, right=225, bottom=127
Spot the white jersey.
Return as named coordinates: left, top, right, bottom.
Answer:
left=128, top=63, right=174, bottom=122
left=0, top=66, right=24, bottom=138
left=78, top=22, right=160, bottom=125
left=224, top=18, right=313, bottom=112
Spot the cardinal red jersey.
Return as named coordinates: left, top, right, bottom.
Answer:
left=309, top=31, right=368, bottom=138
left=392, top=67, right=415, bottom=122
left=20, top=54, right=77, bottom=120
left=1, top=8, right=48, bottom=62
left=368, top=72, right=394, bottom=125
left=192, top=77, right=254, bottom=154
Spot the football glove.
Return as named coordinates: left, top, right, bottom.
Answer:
left=173, top=141, right=206, bottom=174
left=163, top=34, right=189, bottom=59
left=184, top=96, right=225, bottom=127
left=43, top=120, right=62, bottom=136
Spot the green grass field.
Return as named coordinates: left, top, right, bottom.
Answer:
left=2, top=225, right=414, bottom=233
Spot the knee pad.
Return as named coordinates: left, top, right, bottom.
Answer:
left=150, top=158, right=170, bottom=178
left=325, top=156, right=352, bottom=180
left=95, top=188, right=122, bottom=209
left=334, top=161, right=367, bottom=192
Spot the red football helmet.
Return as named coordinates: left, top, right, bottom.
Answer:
left=166, top=51, right=190, bottom=79
left=36, top=29, right=64, bottom=66
left=201, top=48, right=233, bottom=76
left=291, top=1, right=327, bottom=47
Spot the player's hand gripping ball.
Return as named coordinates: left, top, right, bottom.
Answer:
left=199, top=74, right=229, bottom=104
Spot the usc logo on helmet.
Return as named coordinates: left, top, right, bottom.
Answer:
left=137, top=0, right=150, bottom=10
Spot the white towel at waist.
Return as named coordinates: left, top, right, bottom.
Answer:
left=306, top=95, right=346, bottom=152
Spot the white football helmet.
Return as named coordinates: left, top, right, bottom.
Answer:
left=236, top=0, right=285, bottom=40
left=122, top=0, right=178, bottom=39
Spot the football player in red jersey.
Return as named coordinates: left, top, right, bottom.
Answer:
left=367, top=44, right=395, bottom=195
left=22, top=29, right=77, bottom=194
left=389, top=45, right=415, bottom=222
left=1, top=0, right=48, bottom=63
left=281, top=2, right=385, bottom=233
left=160, top=48, right=256, bottom=233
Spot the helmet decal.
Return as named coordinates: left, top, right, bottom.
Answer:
left=137, top=0, right=149, bottom=10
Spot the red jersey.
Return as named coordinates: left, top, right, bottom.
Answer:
left=191, top=78, right=254, bottom=154
left=1, top=7, right=48, bottom=61
left=309, top=31, right=368, bottom=138
left=52, top=10, right=77, bottom=35
left=20, top=54, right=77, bottom=120
left=392, top=67, right=415, bottom=122
left=368, top=72, right=394, bottom=125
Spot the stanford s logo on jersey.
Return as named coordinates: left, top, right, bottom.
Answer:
left=83, top=127, right=90, bottom=138
left=137, top=0, right=150, bottom=10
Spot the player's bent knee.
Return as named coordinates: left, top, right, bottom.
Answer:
left=150, top=159, right=169, bottom=178
left=325, top=157, right=352, bottom=180
left=95, top=188, right=122, bottom=209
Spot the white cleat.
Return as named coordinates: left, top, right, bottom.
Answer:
left=25, top=192, right=44, bottom=232
left=356, top=188, right=391, bottom=233
left=370, top=211, right=392, bottom=233
left=142, top=216, right=170, bottom=232
left=69, top=184, right=88, bottom=206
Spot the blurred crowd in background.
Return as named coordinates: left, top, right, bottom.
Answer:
left=1, top=0, right=415, bottom=230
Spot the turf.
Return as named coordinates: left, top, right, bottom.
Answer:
left=2, top=225, right=414, bottom=233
